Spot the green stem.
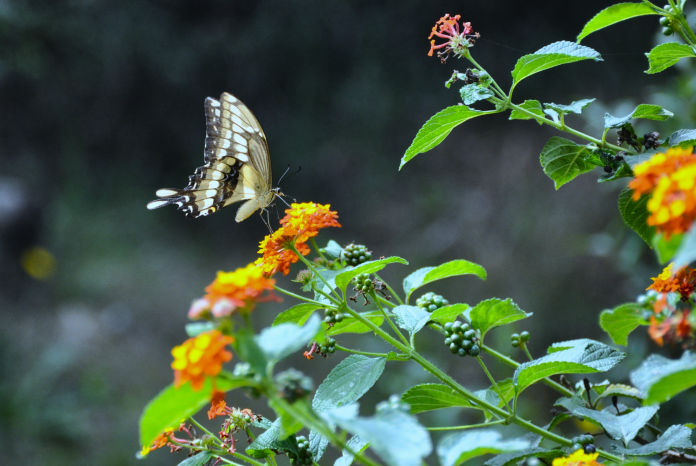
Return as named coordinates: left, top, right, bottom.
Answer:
left=374, top=273, right=404, bottom=305
left=465, top=51, right=507, bottom=99
left=335, top=344, right=407, bottom=359
left=310, top=237, right=327, bottom=260
left=371, top=291, right=410, bottom=346
left=375, top=294, right=397, bottom=308
left=273, top=285, right=329, bottom=308
left=290, top=244, right=343, bottom=303
left=427, top=419, right=506, bottom=431
left=475, top=356, right=511, bottom=412
left=521, top=343, right=534, bottom=362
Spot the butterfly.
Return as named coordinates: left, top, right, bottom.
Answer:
left=147, top=92, right=281, bottom=222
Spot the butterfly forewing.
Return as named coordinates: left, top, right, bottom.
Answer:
left=146, top=92, right=274, bottom=220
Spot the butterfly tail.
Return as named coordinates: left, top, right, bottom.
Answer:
left=146, top=189, right=188, bottom=211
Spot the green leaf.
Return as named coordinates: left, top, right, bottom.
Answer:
left=335, top=256, right=408, bottom=293
left=555, top=397, right=658, bottom=445
left=429, top=303, right=470, bottom=324
left=400, top=106, right=496, bottom=170
left=645, top=42, right=696, bottom=74
left=392, top=305, right=431, bottom=335
left=672, top=227, right=696, bottom=268
left=544, top=98, right=595, bottom=115
left=618, top=187, right=655, bottom=245
left=630, top=352, right=696, bottom=404
left=615, top=424, right=693, bottom=455
left=139, top=374, right=249, bottom=448
left=511, top=41, right=602, bottom=92
left=539, top=136, right=594, bottom=189
left=402, top=259, right=486, bottom=302
left=313, top=355, right=386, bottom=413
left=459, top=83, right=494, bottom=105
left=594, top=383, right=646, bottom=402
left=470, top=298, right=532, bottom=339
left=437, top=429, right=531, bottom=466
left=322, top=239, right=343, bottom=259
left=327, top=311, right=384, bottom=336
left=577, top=3, right=658, bottom=42
left=599, top=303, right=648, bottom=346
left=604, top=104, right=674, bottom=129
left=334, top=435, right=369, bottom=466
left=668, top=128, right=696, bottom=146
left=255, top=315, right=321, bottom=362
left=401, top=383, right=475, bottom=414
left=484, top=447, right=563, bottom=466
left=513, top=339, right=625, bottom=395
left=652, top=232, right=683, bottom=264
left=177, top=452, right=214, bottom=466
left=273, top=303, right=322, bottom=326
left=324, top=405, right=432, bottom=466
left=247, top=418, right=298, bottom=458
left=509, top=100, right=545, bottom=124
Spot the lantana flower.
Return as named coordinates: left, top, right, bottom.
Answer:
left=629, top=146, right=696, bottom=237
left=140, top=427, right=175, bottom=456
left=648, top=262, right=696, bottom=300
left=256, top=202, right=341, bottom=276
left=552, top=449, right=602, bottom=466
left=644, top=264, right=696, bottom=346
left=189, top=263, right=278, bottom=318
left=171, top=330, right=234, bottom=390
left=428, top=14, right=479, bottom=61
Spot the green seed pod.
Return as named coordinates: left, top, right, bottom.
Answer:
left=449, top=342, right=458, bottom=353
left=469, top=345, right=480, bottom=356
left=457, top=348, right=467, bottom=357
left=520, top=330, right=530, bottom=342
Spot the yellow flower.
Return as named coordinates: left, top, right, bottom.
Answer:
left=171, top=330, right=234, bottom=390
left=552, top=449, right=602, bottom=466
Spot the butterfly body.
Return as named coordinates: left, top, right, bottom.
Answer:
left=147, top=92, right=277, bottom=221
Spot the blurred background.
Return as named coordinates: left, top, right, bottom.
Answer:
left=1, top=0, right=694, bottom=464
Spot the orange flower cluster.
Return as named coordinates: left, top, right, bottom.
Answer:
left=256, top=202, right=341, bottom=276
left=428, top=14, right=478, bottom=60
left=648, top=263, right=696, bottom=300
left=171, top=330, right=234, bottom=390
left=552, top=449, right=602, bottom=466
left=140, top=427, right=175, bottom=456
left=629, top=146, right=696, bottom=237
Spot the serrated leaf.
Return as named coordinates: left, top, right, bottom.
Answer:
left=429, top=303, right=470, bottom=324
left=459, top=83, right=494, bottom=105
left=604, top=104, right=674, bottom=129
left=484, top=447, right=563, bottom=466
left=273, top=303, right=322, bottom=326
left=513, top=339, right=625, bottom=394
left=599, top=303, right=647, bottom=346
left=595, top=383, right=645, bottom=401
left=618, top=187, right=655, bottom=245
left=400, top=106, right=496, bottom=169
left=539, top=136, right=594, bottom=189
left=247, top=418, right=298, bottom=458
left=511, top=41, right=602, bottom=92
left=177, top=452, right=214, bottom=466
left=645, top=42, right=696, bottom=74
left=323, top=239, right=343, bottom=259
left=309, top=429, right=329, bottom=462
left=392, top=305, right=431, bottom=335
left=327, top=312, right=384, bottom=336
left=470, top=298, right=531, bottom=339
left=139, top=374, right=249, bottom=449
left=437, top=429, right=531, bottom=466
left=668, top=128, right=696, bottom=146
left=544, top=98, right=595, bottom=115
left=324, top=405, right=432, bottom=466
left=402, top=259, right=486, bottom=301
left=509, top=100, right=545, bottom=124
left=555, top=397, right=658, bottom=445
left=335, top=256, right=408, bottom=293
left=577, top=3, right=658, bottom=42
left=652, top=232, right=683, bottom=264
left=630, top=351, right=696, bottom=404
left=313, top=355, right=386, bottom=413
left=672, top=227, right=696, bottom=268
left=401, top=383, right=474, bottom=414
left=615, top=424, right=693, bottom=455
left=255, top=315, right=321, bottom=362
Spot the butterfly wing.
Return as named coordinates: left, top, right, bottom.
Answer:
left=146, top=92, right=273, bottom=220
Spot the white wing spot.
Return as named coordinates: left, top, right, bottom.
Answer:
left=234, top=144, right=248, bottom=153
left=205, top=189, right=217, bottom=197
left=221, top=139, right=231, bottom=149
left=201, top=199, right=214, bottom=208
left=210, top=100, right=221, bottom=107
left=235, top=152, right=249, bottom=162
left=233, top=133, right=247, bottom=145
left=224, top=130, right=233, bottom=139
left=156, top=188, right=178, bottom=197
left=231, top=115, right=244, bottom=127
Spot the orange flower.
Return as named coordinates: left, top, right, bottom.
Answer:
left=552, top=449, right=602, bottom=466
left=647, top=263, right=696, bottom=300
left=629, top=146, right=696, bottom=237
left=648, top=314, right=671, bottom=346
left=256, top=202, right=341, bottom=276
left=140, top=427, right=175, bottom=456
left=428, top=14, right=478, bottom=60
left=171, top=330, right=234, bottom=390
left=208, top=389, right=230, bottom=419
left=194, top=263, right=277, bottom=317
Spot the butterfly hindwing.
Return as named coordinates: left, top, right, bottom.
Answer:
left=147, top=92, right=275, bottom=219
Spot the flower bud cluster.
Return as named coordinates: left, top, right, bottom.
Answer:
left=275, top=369, right=313, bottom=403
left=416, top=291, right=449, bottom=312
left=342, top=243, right=372, bottom=266
left=443, top=320, right=480, bottom=357
left=289, top=435, right=313, bottom=465
left=353, top=273, right=374, bottom=293
left=324, top=308, right=345, bottom=324
left=511, top=331, right=530, bottom=347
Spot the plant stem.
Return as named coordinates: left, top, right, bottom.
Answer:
left=291, top=244, right=343, bottom=302
left=374, top=273, right=404, bottom=305
left=427, top=419, right=506, bottom=431
left=274, top=285, right=329, bottom=307
left=335, top=344, right=407, bottom=359
left=475, top=356, right=511, bottom=412
left=371, top=292, right=410, bottom=347
left=310, top=237, right=327, bottom=260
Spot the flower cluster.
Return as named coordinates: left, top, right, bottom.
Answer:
left=428, top=14, right=479, bottom=61
left=629, top=146, right=696, bottom=237
left=644, top=264, right=695, bottom=346
left=256, top=202, right=341, bottom=276
left=171, top=330, right=234, bottom=390
left=552, top=449, right=602, bottom=466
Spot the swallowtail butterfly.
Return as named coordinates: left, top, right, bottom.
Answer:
left=147, top=92, right=280, bottom=221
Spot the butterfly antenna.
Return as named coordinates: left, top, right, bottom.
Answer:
left=277, top=164, right=292, bottom=185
